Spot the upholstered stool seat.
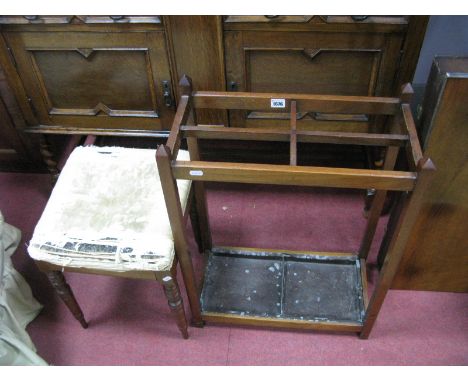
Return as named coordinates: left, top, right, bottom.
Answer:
left=28, top=145, right=193, bottom=338
left=29, top=146, right=191, bottom=272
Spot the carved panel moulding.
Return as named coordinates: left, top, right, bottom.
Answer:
left=223, top=15, right=408, bottom=24
left=322, top=16, right=408, bottom=24
left=49, top=102, right=158, bottom=118
left=243, top=47, right=382, bottom=56
left=37, top=47, right=149, bottom=59
left=300, top=48, right=382, bottom=60
left=0, top=16, right=73, bottom=24
left=79, top=16, right=162, bottom=24
left=223, top=16, right=316, bottom=23
left=241, top=47, right=383, bottom=60
left=75, top=48, right=95, bottom=59
left=0, top=16, right=162, bottom=24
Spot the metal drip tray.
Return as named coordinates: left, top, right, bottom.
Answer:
left=201, top=247, right=365, bottom=325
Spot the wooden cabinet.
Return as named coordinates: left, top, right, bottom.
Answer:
left=0, top=16, right=427, bottom=169
left=224, top=16, right=423, bottom=131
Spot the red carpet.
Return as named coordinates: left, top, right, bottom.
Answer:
left=1, top=172, right=467, bottom=365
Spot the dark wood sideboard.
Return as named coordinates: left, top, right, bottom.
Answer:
left=0, top=15, right=428, bottom=170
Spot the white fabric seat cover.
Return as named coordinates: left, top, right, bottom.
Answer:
left=28, top=146, right=191, bottom=272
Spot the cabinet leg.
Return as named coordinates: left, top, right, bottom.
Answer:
left=162, top=275, right=189, bottom=339
left=46, top=271, right=88, bottom=328
left=40, top=135, right=59, bottom=185
left=359, top=330, right=370, bottom=339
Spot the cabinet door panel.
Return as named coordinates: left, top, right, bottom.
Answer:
left=225, top=31, right=402, bottom=131
left=32, top=49, right=157, bottom=116
left=5, top=31, right=174, bottom=131
left=247, top=48, right=380, bottom=96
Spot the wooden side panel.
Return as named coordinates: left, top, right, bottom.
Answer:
left=393, top=16, right=430, bottom=90
left=166, top=16, right=228, bottom=126
left=0, top=93, right=25, bottom=162
left=0, top=63, right=42, bottom=171
left=393, top=58, right=468, bottom=292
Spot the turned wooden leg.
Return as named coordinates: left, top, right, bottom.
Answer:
left=39, top=135, right=59, bottom=185
left=162, top=275, right=189, bottom=339
left=47, top=271, right=88, bottom=328
left=157, top=145, right=204, bottom=327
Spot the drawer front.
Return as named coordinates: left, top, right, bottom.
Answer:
left=4, top=31, right=174, bottom=131
left=225, top=30, right=403, bottom=130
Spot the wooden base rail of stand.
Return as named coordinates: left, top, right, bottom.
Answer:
left=155, top=76, right=434, bottom=339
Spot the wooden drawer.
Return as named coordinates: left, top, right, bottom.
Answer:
left=225, top=30, right=403, bottom=131
left=3, top=30, right=174, bottom=132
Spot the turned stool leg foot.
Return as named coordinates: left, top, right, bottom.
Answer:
left=162, top=276, right=189, bottom=339
left=47, top=271, right=88, bottom=328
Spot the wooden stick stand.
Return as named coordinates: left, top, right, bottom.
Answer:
left=157, top=76, right=435, bottom=338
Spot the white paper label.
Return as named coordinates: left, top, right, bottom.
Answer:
left=271, top=98, right=286, bottom=108
left=189, top=170, right=204, bottom=176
